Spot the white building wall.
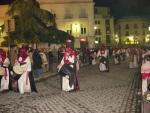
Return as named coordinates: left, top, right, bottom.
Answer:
left=116, top=17, right=150, bottom=44
left=38, top=0, right=95, bottom=48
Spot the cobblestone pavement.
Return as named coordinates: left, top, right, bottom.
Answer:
left=0, top=62, right=141, bottom=113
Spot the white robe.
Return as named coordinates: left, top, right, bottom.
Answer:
left=58, top=55, right=75, bottom=91
left=141, top=61, right=150, bottom=95
left=0, top=58, right=10, bottom=91
left=97, top=49, right=108, bottom=71
left=17, top=56, right=31, bottom=94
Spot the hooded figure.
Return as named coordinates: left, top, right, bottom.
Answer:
left=97, top=45, right=109, bottom=72
left=14, top=47, right=37, bottom=94
left=0, top=50, right=10, bottom=91
left=57, top=46, right=78, bottom=91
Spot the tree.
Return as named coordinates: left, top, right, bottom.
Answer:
left=6, top=0, right=56, bottom=45
left=47, top=26, right=74, bottom=44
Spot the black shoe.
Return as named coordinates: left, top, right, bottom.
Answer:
left=69, top=89, right=76, bottom=92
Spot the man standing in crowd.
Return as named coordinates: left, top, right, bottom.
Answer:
left=32, top=49, right=43, bottom=77
left=10, top=45, right=18, bottom=68
left=48, top=48, right=54, bottom=73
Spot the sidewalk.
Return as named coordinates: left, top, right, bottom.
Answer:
left=34, top=62, right=89, bottom=82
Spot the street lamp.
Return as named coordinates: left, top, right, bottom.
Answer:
left=145, top=26, right=150, bottom=43
left=115, top=34, right=119, bottom=45
left=94, top=40, right=99, bottom=44
left=146, top=34, right=150, bottom=43
left=148, top=26, right=150, bottom=31
left=94, top=26, right=97, bottom=30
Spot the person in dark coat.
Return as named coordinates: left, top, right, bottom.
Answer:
left=32, top=49, right=43, bottom=77
left=48, top=48, right=54, bottom=73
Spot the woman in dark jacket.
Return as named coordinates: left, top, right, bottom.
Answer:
left=32, top=49, right=43, bottom=77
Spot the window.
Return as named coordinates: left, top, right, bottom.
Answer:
left=125, top=24, right=129, bottom=29
left=119, top=32, right=121, bottom=37
left=134, top=31, right=138, bottom=36
left=84, top=28, right=86, bottom=34
left=95, top=20, right=100, bottom=24
left=134, top=24, right=138, bottom=29
left=95, top=20, right=97, bottom=24
left=81, top=27, right=86, bottom=34
left=94, top=8, right=98, bottom=14
left=106, top=26, right=110, bottom=34
left=105, top=19, right=110, bottom=25
left=67, top=30, right=72, bottom=34
left=142, top=23, right=146, bottom=28
left=79, top=7, right=87, bottom=18
left=65, top=8, right=73, bottom=18
left=118, top=24, right=121, bottom=30
left=143, top=30, right=145, bottom=35
left=106, top=35, right=111, bottom=44
left=95, top=29, right=101, bottom=35
left=125, top=31, right=129, bottom=36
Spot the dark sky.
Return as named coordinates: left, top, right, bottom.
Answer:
left=0, top=0, right=12, bottom=4
left=94, top=0, right=150, bottom=18
left=1, top=0, right=150, bottom=18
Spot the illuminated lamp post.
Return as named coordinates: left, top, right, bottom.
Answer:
left=94, top=26, right=97, bottom=30
left=115, top=34, right=119, bottom=45
left=149, top=26, right=150, bottom=31
left=145, top=34, right=150, bottom=44
left=145, top=26, right=150, bottom=44
left=94, top=40, right=99, bottom=48
left=94, top=26, right=99, bottom=48
left=145, top=35, right=150, bottom=43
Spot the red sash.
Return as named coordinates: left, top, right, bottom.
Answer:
left=141, top=73, right=150, bottom=80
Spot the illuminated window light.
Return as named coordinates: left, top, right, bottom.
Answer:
left=95, top=40, right=99, bottom=44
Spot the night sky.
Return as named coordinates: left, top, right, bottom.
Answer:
left=0, top=0, right=150, bottom=18
left=94, top=0, right=150, bottom=18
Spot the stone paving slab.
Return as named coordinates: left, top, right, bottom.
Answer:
left=0, top=62, right=140, bottom=113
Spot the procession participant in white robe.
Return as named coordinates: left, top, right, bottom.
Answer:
left=128, top=47, right=136, bottom=68
left=14, top=47, right=37, bottom=94
left=133, top=48, right=138, bottom=68
left=0, top=50, right=10, bottom=91
left=97, top=46, right=109, bottom=72
left=142, top=48, right=150, bottom=63
left=141, top=55, right=150, bottom=95
left=113, top=48, right=121, bottom=65
left=91, top=51, right=97, bottom=65
left=57, top=46, right=77, bottom=91
left=128, top=47, right=138, bottom=68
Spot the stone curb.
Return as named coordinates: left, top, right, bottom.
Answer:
left=34, top=72, right=58, bottom=82
left=34, top=63, right=89, bottom=82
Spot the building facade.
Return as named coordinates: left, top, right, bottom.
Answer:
left=115, top=17, right=150, bottom=45
left=0, top=5, right=9, bottom=45
left=94, top=6, right=115, bottom=47
left=38, top=0, right=95, bottom=48
left=0, top=0, right=116, bottom=48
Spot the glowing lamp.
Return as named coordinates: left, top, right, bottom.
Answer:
left=80, top=38, right=86, bottom=42
left=95, top=40, right=99, bottom=44
left=66, top=39, right=72, bottom=43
